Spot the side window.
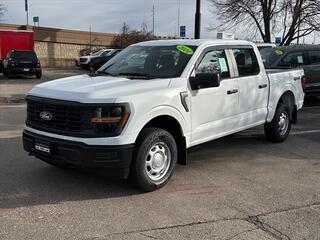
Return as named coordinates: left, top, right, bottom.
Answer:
left=195, top=50, right=230, bottom=79
left=280, top=51, right=306, bottom=66
left=232, top=48, right=260, bottom=77
left=309, top=51, right=320, bottom=64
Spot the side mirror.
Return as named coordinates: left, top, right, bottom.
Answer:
left=190, top=72, right=220, bottom=90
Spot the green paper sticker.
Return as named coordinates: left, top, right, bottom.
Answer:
left=218, top=58, right=228, bottom=72
left=176, top=45, right=194, bottom=55
left=274, top=49, right=284, bottom=56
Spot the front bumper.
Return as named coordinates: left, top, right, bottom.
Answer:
left=23, top=130, right=134, bottom=178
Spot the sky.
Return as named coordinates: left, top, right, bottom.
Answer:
left=1, top=0, right=318, bottom=43
left=2, top=0, right=218, bottom=39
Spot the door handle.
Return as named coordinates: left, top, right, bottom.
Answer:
left=227, top=89, right=238, bottom=95
left=259, top=84, right=268, bottom=89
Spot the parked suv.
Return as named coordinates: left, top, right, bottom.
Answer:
left=261, top=45, right=320, bottom=96
left=89, top=49, right=121, bottom=71
left=76, top=49, right=114, bottom=69
left=3, top=50, right=42, bottom=79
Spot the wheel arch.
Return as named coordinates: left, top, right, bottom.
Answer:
left=275, top=90, right=297, bottom=124
left=136, top=115, right=187, bottom=165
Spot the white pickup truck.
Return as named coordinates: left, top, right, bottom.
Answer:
left=23, top=40, right=305, bottom=191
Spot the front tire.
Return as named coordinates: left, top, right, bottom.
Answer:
left=131, top=128, right=177, bottom=192
left=264, top=102, right=291, bottom=143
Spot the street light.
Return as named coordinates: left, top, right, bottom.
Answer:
left=25, top=0, right=29, bottom=25
left=195, top=0, right=201, bottom=39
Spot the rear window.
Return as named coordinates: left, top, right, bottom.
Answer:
left=12, top=51, right=38, bottom=61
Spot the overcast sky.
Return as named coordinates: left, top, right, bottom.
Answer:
left=2, top=0, right=218, bottom=39
left=2, top=0, right=318, bottom=43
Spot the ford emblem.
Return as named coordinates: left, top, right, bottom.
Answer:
left=40, top=111, right=53, bottom=121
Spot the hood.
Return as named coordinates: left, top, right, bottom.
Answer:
left=28, top=74, right=171, bottom=103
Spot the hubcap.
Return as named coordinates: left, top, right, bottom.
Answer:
left=145, top=142, right=171, bottom=181
left=278, top=112, right=289, bottom=135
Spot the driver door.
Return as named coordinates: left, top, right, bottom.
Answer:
left=190, top=48, right=239, bottom=146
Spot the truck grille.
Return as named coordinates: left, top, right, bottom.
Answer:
left=25, top=96, right=128, bottom=138
left=27, top=98, right=83, bottom=132
left=25, top=96, right=101, bottom=137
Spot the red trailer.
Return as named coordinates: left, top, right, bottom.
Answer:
left=0, top=30, right=34, bottom=61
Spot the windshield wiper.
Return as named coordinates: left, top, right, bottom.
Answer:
left=117, top=72, right=153, bottom=79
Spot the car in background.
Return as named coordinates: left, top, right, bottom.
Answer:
left=256, top=43, right=276, bottom=51
left=76, top=49, right=114, bottom=69
left=3, top=50, right=41, bottom=79
left=89, top=49, right=121, bottom=71
left=261, top=45, right=320, bottom=96
left=0, top=30, right=34, bottom=72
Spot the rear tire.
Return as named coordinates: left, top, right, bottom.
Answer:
left=130, top=128, right=177, bottom=192
left=36, top=73, right=42, bottom=79
left=264, top=102, right=291, bottom=143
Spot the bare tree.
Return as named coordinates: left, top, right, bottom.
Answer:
left=279, top=0, right=320, bottom=45
left=209, top=0, right=320, bottom=45
left=111, top=23, right=156, bottom=48
left=0, top=2, right=6, bottom=21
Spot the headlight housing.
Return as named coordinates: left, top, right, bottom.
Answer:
left=90, top=104, right=130, bottom=135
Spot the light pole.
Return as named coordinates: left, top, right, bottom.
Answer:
left=25, top=0, right=29, bottom=26
left=177, top=0, right=181, bottom=37
left=195, top=0, right=201, bottom=39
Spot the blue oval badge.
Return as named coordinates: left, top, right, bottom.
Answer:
left=40, top=111, right=53, bottom=121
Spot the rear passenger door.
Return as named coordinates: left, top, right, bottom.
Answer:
left=231, top=47, right=269, bottom=126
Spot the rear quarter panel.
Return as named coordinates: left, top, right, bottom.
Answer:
left=267, top=69, right=305, bottom=122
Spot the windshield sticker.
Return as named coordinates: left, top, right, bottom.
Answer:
left=218, top=58, right=228, bottom=72
left=176, top=45, right=194, bottom=55
left=274, top=49, right=284, bottom=56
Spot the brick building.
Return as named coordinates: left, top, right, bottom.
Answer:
left=0, top=23, right=115, bottom=67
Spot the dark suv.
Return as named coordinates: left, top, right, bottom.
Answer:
left=3, top=50, right=42, bottom=79
left=89, top=49, right=121, bottom=71
left=261, top=45, right=320, bottom=96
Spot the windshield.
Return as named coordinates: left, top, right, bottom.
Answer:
left=91, top=49, right=110, bottom=57
left=98, top=45, right=198, bottom=79
left=12, top=51, right=37, bottom=61
left=260, top=47, right=285, bottom=68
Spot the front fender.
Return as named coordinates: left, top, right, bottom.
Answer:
left=127, top=105, right=189, bottom=142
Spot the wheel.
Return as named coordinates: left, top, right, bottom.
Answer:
left=264, top=102, right=291, bottom=143
left=130, top=127, right=178, bottom=192
left=36, top=73, right=42, bottom=79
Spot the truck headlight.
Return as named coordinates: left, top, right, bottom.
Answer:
left=90, top=104, right=130, bottom=134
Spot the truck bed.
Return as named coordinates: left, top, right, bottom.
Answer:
left=265, top=67, right=305, bottom=122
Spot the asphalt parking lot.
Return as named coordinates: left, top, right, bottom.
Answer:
left=0, top=70, right=320, bottom=239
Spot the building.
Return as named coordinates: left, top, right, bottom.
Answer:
left=0, top=23, right=115, bottom=67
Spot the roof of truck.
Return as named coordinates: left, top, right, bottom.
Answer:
left=137, top=39, right=255, bottom=47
